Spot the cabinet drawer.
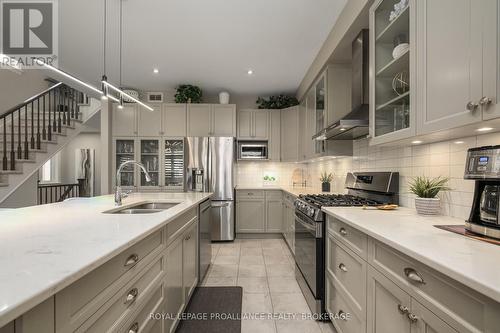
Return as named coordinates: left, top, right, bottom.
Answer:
left=236, top=190, right=265, bottom=199
left=79, top=255, right=165, bottom=332
left=327, top=234, right=366, bottom=315
left=166, top=208, right=197, bottom=245
left=326, top=278, right=366, bottom=333
left=369, top=239, right=500, bottom=333
left=265, top=190, right=283, bottom=200
left=120, top=282, right=165, bottom=333
left=56, top=230, right=164, bottom=332
left=327, top=216, right=367, bottom=259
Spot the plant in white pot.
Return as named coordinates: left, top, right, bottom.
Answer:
left=408, top=176, right=450, bottom=215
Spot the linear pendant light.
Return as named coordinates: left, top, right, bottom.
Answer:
left=102, top=80, right=154, bottom=111
left=35, top=60, right=119, bottom=102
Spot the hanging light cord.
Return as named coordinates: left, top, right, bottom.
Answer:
left=119, top=0, right=123, bottom=87
left=103, top=0, right=107, bottom=77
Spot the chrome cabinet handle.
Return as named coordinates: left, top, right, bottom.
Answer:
left=338, top=263, right=348, bottom=272
left=408, top=313, right=418, bottom=323
left=397, top=304, right=409, bottom=315
left=339, top=227, right=347, bottom=236
left=479, top=96, right=492, bottom=106
left=124, top=288, right=139, bottom=304
left=404, top=268, right=425, bottom=284
left=466, top=101, right=479, bottom=112
left=124, top=254, right=139, bottom=267
left=128, top=322, right=139, bottom=333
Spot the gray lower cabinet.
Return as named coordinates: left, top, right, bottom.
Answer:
left=326, top=215, right=500, bottom=333
left=0, top=298, right=55, bottom=333
left=182, top=221, right=198, bottom=301
left=282, top=192, right=296, bottom=253
left=165, top=236, right=185, bottom=333
left=236, top=190, right=285, bottom=234
left=236, top=198, right=265, bottom=233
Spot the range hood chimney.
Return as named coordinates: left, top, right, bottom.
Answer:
left=323, top=29, right=369, bottom=140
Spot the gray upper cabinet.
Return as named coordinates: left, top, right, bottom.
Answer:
left=187, top=104, right=212, bottom=137
left=112, top=104, right=137, bottom=137
left=212, top=105, right=236, bottom=136
left=237, top=109, right=269, bottom=140
left=298, top=99, right=307, bottom=161
left=188, top=104, right=236, bottom=137
left=305, top=87, right=316, bottom=160
left=138, top=104, right=162, bottom=136
left=268, top=110, right=281, bottom=161
left=481, top=0, right=500, bottom=121
left=416, top=0, right=483, bottom=134
left=163, top=104, right=187, bottom=137
left=280, top=106, right=300, bottom=162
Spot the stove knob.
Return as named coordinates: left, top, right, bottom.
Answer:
left=308, top=207, right=315, bottom=217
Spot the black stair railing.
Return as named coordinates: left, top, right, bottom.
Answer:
left=1, top=82, right=83, bottom=171
left=37, top=179, right=84, bottom=205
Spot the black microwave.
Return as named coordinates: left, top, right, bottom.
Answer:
left=238, top=141, right=268, bottom=160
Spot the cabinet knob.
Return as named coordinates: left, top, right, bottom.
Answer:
left=338, top=263, right=348, bottom=272
left=479, top=96, right=492, bottom=106
left=466, top=101, right=479, bottom=112
left=339, top=227, right=348, bottom=236
left=397, top=304, right=409, bottom=315
left=403, top=267, right=425, bottom=284
left=124, top=254, right=139, bottom=267
left=124, top=288, right=139, bottom=304
left=407, top=313, right=419, bottom=323
left=128, top=322, right=139, bottom=333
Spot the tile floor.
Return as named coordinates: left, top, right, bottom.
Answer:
left=202, top=238, right=336, bottom=333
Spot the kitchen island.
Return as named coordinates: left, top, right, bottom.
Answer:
left=323, top=206, right=500, bottom=333
left=0, top=192, right=212, bottom=332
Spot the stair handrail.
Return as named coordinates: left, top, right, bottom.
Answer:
left=0, top=82, right=63, bottom=119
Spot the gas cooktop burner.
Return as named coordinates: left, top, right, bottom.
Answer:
left=299, top=194, right=381, bottom=207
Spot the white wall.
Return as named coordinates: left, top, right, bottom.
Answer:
left=0, top=69, right=48, bottom=111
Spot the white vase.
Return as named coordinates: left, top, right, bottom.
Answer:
left=219, top=91, right=230, bottom=104
left=414, top=197, right=441, bottom=215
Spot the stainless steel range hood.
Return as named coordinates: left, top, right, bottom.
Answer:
left=315, top=29, right=369, bottom=141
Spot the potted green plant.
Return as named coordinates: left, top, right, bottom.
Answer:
left=256, top=95, right=299, bottom=109
left=175, top=85, right=202, bottom=103
left=320, top=172, right=334, bottom=192
left=408, top=176, right=450, bottom=215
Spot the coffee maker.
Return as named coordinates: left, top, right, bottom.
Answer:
left=464, top=145, right=500, bottom=239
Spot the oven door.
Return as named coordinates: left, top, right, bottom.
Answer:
left=294, top=210, right=323, bottom=298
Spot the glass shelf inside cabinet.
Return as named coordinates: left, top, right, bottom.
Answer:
left=140, top=139, right=160, bottom=186
left=116, top=140, right=135, bottom=186
left=374, top=0, right=411, bottom=137
left=164, top=139, right=184, bottom=189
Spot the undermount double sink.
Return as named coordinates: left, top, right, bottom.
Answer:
left=105, top=201, right=181, bottom=214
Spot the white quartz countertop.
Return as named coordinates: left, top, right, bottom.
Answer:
left=0, top=192, right=212, bottom=327
left=235, top=185, right=331, bottom=197
left=322, top=206, right=500, bottom=304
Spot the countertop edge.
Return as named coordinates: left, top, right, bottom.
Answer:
left=0, top=194, right=212, bottom=327
left=322, top=208, right=500, bottom=304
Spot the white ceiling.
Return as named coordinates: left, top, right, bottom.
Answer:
left=58, top=0, right=347, bottom=96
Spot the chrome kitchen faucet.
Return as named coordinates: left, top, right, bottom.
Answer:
left=115, top=160, right=152, bottom=206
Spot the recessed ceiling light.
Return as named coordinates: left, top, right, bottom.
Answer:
left=247, top=69, right=254, bottom=75
left=153, top=68, right=159, bottom=74
left=340, top=128, right=346, bottom=131
left=454, top=141, right=464, bottom=144
left=412, top=140, right=423, bottom=144
left=476, top=127, right=493, bottom=132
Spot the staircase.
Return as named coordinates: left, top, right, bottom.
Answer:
left=0, top=82, right=101, bottom=204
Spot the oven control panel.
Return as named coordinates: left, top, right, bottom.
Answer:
left=465, top=146, right=500, bottom=179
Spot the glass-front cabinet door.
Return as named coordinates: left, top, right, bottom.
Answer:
left=370, top=0, right=414, bottom=144
left=315, top=74, right=326, bottom=135
left=164, top=139, right=185, bottom=191
left=140, top=139, right=160, bottom=188
left=115, top=139, right=136, bottom=187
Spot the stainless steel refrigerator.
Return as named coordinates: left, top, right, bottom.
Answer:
left=185, top=137, right=235, bottom=241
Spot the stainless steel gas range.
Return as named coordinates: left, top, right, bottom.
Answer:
left=294, top=172, right=399, bottom=319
